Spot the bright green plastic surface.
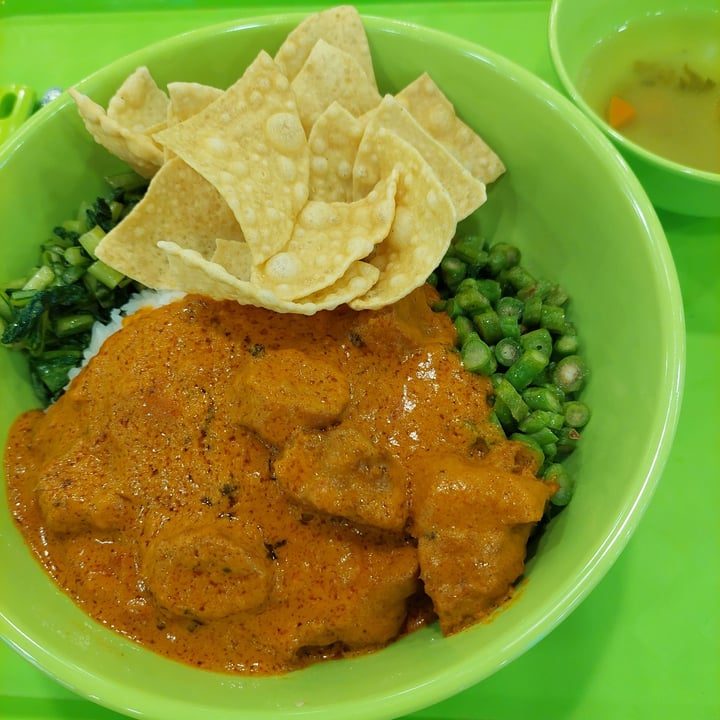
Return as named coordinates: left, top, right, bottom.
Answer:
left=0, top=2, right=715, bottom=720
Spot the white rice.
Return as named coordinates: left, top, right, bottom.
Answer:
left=65, top=289, right=185, bottom=386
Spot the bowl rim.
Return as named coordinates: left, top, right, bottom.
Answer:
left=547, top=0, right=720, bottom=182
left=0, top=9, right=686, bottom=720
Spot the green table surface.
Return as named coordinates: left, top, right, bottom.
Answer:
left=1, top=2, right=718, bottom=719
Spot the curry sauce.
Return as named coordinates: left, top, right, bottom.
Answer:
left=4, top=286, right=554, bottom=674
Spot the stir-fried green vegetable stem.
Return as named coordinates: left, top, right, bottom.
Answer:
left=0, top=173, right=148, bottom=405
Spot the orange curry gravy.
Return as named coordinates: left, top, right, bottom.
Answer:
left=4, top=286, right=554, bottom=675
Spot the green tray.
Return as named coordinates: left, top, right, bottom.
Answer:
left=1, top=2, right=718, bottom=719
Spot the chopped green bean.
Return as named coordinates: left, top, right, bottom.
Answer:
left=486, top=410, right=504, bottom=434
left=540, top=304, right=566, bottom=334
left=443, top=296, right=463, bottom=320
left=492, top=396, right=515, bottom=433
left=495, top=337, right=522, bottom=367
left=473, top=309, right=503, bottom=345
left=475, top=279, right=501, bottom=305
left=542, top=441, right=558, bottom=461
left=552, top=354, right=588, bottom=393
left=455, top=281, right=491, bottom=315
left=496, top=295, right=524, bottom=318
left=504, top=264, right=535, bottom=292
left=563, top=400, right=591, bottom=428
left=522, top=385, right=563, bottom=413
left=440, top=256, right=467, bottom=292
left=494, top=378, right=529, bottom=422
left=556, top=426, right=582, bottom=457
left=453, top=315, right=475, bottom=346
left=553, top=333, right=579, bottom=357
left=430, top=233, right=591, bottom=514
left=499, top=313, right=521, bottom=339
left=504, top=348, right=549, bottom=391
left=451, top=235, right=488, bottom=267
left=520, top=327, right=553, bottom=358
left=526, top=426, right=558, bottom=448
left=518, top=279, right=552, bottom=301
left=487, top=242, right=520, bottom=275
left=510, top=432, right=544, bottom=467
left=519, top=409, right=565, bottom=434
left=461, top=334, right=497, bottom=375
left=545, top=284, right=569, bottom=306
left=544, top=463, right=574, bottom=506
left=522, top=295, right=542, bottom=328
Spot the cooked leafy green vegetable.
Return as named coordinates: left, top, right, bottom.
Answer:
left=1, top=173, right=148, bottom=405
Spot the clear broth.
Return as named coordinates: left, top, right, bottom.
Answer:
left=577, top=12, right=720, bottom=174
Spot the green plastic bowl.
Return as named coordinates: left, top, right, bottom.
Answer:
left=0, top=13, right=685, bottom=720
left=549, top=0, right=720, bottom=217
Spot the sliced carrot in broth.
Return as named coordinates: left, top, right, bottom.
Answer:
left=607, top=94, right=637, bottom=129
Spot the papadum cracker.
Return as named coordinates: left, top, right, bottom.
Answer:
left=159, top=242, right=379, bottom=315
left=251, top=169, right=398, bottom=301
left=107, top=66, right=169, bottom=132
left=95, top=157, right=244, bottom=289
left=275, top=4, right=376, bottom=87
left=291, top=39, right=381, bottom=133
left=357, top=94, right=486, bottom=220
left=69, top=88, right=164, bottom=179
left=70, top=6, right=506, bottom=315
left=294, top=260, right=380, bottom=307
left=210, top=238, right=253, bottom=282
left=395, top=72, right=505, bottom=184
left=154, top=51, right=310, bottom=264
left=166, top=82, right=223, bottom=125
left=307, top=101, right=366, bottom=202
left=350, top=128, right=456, bottom=310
